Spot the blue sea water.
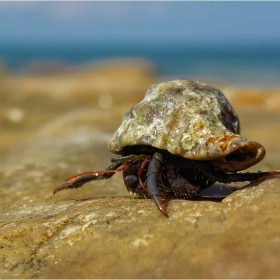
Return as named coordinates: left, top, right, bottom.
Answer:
left=0, top=43, right=279, bottom=87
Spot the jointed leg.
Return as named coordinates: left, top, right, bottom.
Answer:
left=54, top=154, right=147, bottom=194
left=146, top=152, right=168, bottom=217
left=54, top=161, right=124, bottom=194
left=195, top=161, right=279, bottom=184
left=138, top=155, right=150, bottom=193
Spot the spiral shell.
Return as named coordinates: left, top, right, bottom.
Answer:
left=108, top=79, right=265, bottom=172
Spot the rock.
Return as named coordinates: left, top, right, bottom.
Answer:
left=1, top=172, right=280, bottom=278
left=1, top=65, right=280, bottom=278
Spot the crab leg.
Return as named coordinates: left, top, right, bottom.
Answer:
left=224, top=170, right=280, bottom=183
left=112, top=153, right=150, bottom=192
left=147, top=152, right=169, bottom=217
left=138, top=155, right=150, bottom=193
left=195, top=161, right=280, bottom=184
left=54, top=161, right=124, bottom=194
left=54, top=154, right=149, bottom=194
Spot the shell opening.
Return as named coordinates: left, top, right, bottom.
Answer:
left=212, top=141, right=266, bottom=172
left=225, top=147, right=259, bottom=163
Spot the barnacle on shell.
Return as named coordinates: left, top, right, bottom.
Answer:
left=108, top=79, right=265, bottom=172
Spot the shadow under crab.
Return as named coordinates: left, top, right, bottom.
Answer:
left=54, top=79, right=279, bottom=217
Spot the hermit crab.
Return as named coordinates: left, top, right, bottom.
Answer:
left=54, top=79, right=278, bottom=217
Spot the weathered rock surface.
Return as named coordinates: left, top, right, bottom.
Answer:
left=1, top=63, right=280, bottom=278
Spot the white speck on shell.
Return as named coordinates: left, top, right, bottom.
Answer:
left=108, top=79, right=265, bottom=172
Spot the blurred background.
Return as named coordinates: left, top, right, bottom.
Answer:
left=0, top=1, right=280, bottom=170
left=0, top=1, right=280, bottom=86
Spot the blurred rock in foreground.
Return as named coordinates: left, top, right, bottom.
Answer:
left=0, top=60, right=280, bottom=278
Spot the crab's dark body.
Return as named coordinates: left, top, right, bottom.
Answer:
left=54, top=79, right=278, bottom=217
left=122, top=145, right=211, bottom=199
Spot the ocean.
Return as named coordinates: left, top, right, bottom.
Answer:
left=0, top=43, right=279, bottom=87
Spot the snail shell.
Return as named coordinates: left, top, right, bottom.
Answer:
left=108, top=79, right=265, bottom=172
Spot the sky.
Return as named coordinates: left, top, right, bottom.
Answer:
left=0, top=1, right=280, bottom=48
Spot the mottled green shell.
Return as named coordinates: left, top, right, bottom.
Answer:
left=108, top=79, right=265, bottom=172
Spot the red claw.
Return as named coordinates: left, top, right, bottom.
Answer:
left=138, top=156, right=149, bottom=193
